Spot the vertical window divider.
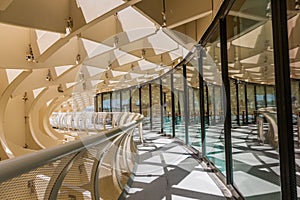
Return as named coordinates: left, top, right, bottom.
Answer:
left=271, top=0, right=297, bottom=198
left=197, top=44, right=206, bottom=156
left=160, top=79, right=164, bottom=133
left=219, top=17, right=233, bottom=185
left=149, top=84, right=153, bottom=130
left=171, top=73, right=175, bottom=137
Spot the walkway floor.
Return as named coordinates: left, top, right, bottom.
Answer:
left=120, top=130, right=232, bottom=200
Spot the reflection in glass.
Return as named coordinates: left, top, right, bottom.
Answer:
left=121, top=90, right=130, bottom=112
left=151, top=81, right=162, bottom=132
left=227, top=0, right=280, bottom=198
left=102, top=93, right=111, bottom=112
left=203, top=25, right=226, bottom=175
left=141, top=85, right=150, bottom=130
left=131, top=88, right=140, bottom=113
left=112, top=92, right=121, bottom=112
left=173, top=67, right=185, bottom=141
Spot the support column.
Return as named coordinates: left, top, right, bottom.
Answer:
left=271, top=0, right=296, bottom=198
left=149, top=84, right=153, bottom=130
left=160, top=79, right=164, bottom=133
left=139, top=87, right=142, bottom=114
left=244, top=84, right=249, bottom=124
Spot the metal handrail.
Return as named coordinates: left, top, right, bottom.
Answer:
left=0, top=113, right=143, bottom=183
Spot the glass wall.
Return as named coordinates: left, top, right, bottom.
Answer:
left=227, top=0, right=281, bottom=198
left=92, top=0, right=300, bottom=198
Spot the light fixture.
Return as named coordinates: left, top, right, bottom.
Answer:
left=57, top=84, right=64, bottom=93
left=75, top=54, right=81, bottom=64
left=141, top=49, right=146, bottom=59
left=114, top=36, right=119, bottom=48
left=79, top=71, right=84, bottom=80
left=65, top=16, right=73, bottom=35
left=161, top=0, right=167, bottom=28
left=22, top=92, right=28, bottom=102
left=46, top=69, right=53, bottom=81
left=25, top=44, right=35, bottom=62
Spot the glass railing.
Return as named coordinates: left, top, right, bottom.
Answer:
left=0, top=112, right=143, bottom=200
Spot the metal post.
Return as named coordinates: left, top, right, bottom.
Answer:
left=109, top=92, right=112, bottom=112
left=264, top=85, right=267, bottom=107
left=212, top=85, right=216, bottom=125
left=120, top=91, right=122, bottom=112
left=244, top=83, right=249, bottom=124
left=139, top=87, right=142, bottom=114
left=197, top=45, right=206, bottom=156
left=171, top=73, right=175, bottom=137
left=160, top=79, right=164, bottom=133
left=94, top=96, right=98, bottom=112
left=129, top=90, right=132, bottom=112
left=149, top=84, right=153, bottom=130
left=205, top=83, right=209, bottom=125
left=220, top=18, right=233, bottom=185
left=254, top=85, right=257, bottom=123
left=236, top=80, right=240, bottom=126
left=192, top=88, right=196, bottom=123
left=101, top=93, right=103, bottom=112
left=271, top=0, right=297, bottom=198
left=183, top=64, right=189, bottom=144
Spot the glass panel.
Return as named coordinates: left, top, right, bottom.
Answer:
left=230, top=79, right=238, bottom=126
left=256, top=85, right=266, bottom=109
left=162, top=74, right=172, bottom=135
left=102, top=93, right=111, bottom=112
left=247, top=84, right=256, bottom=123
left=227, top=0, right=280, bottom=198
left=266, top=86, right=276, bottom=107
left=287, top=1, right=300, bottom=198
left=174, top=67, right=185, bottom=141
left=141, top=85, right=150, bottom=130
left=121, top=90, right=130, bottom=112
left=131, top=88, right=140, bottom=113
left=112, top=92, right=121, bottom=112
left=203, top=25, right=226, bottom=175
left=238, top=82, right=246, bottom=125
left=151, top=81, right=161, bottom=132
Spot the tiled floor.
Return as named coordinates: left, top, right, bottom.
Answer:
left=120, top=130, right=231, bottom=200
